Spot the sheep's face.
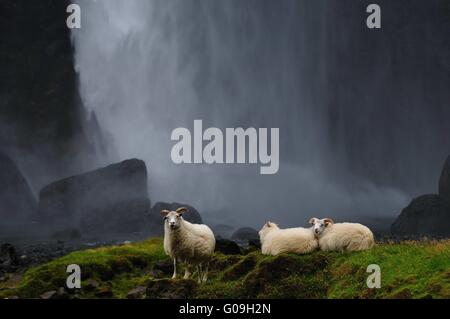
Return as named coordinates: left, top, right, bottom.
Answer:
left=259, top=221, right=278, bottom=238
left=309, top=218, right=334, bottom=236
left=160, top=207, right=188, bottom=230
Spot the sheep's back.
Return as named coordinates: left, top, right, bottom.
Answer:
left=319, top=223, right=374, bottom=251
left=262, top=228, right=318, bottom=255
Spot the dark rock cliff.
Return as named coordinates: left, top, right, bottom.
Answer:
left=0, top=0, right=107, bottom=190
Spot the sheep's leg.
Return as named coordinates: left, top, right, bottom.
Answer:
left=172, top=258, right=177, bottom=279
left=184, top=265, right=191, bottom=279
left=202, top=263, right=209, bottom=283
left=197, top=264, right=203, bottom=284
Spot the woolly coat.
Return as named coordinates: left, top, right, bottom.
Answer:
left=164, top=219, right=216, bottom=264
left=318, top=223, right=374, bottom=252
left=260, top=224, right=318, bottom=256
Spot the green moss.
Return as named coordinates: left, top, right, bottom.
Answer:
left=328, top=241, right=450, bottom=299
left=4, top=238, right=450, bottom=299
left=15, top=238, right=168, bottom=298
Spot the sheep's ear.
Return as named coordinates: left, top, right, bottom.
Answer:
left=176, top=207, right=188, bottom=215
left=324, top=218, right=334, bottom=226
left=309, top=218, right=317, bottom=225
left=160, top=210, right=170, bottom=217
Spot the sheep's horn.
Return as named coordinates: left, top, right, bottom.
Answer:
left=176, top=207, right=188, bottom=214
left=160, top=210, right=170, bottom=217
left=309, top=218, right=317, bottom=225
left=324, top=218, right=334, bottom=225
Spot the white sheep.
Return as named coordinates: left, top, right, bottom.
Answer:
left=309, top=218, right=375, bottom=251
left=160, top=207, right=216, bottom=283
left=258, top=221, right=319, bottom=256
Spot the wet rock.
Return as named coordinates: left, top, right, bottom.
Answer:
left=84, top=279, right=100, bottom=291
left=0, top=243, right=19, bottom=271
left=215, top=239, right=241, bottom=255
left=126, top=286, right=146, bottom=299
left=146, top=279, right=197, bottom=299
left=148, top=269, right=164, bottom=279
left=153, top=260, right=173, bottom=275
left=56, top=287, right=70, bottom=299
left=38, top=159, right=151, bottom=235
left=391, top=195, right=450, bottom=237
left=40, top=290, right=57, bottom=299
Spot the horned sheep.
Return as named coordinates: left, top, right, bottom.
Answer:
left=161, top=207, right=216, bottom=283
left=309, top=218, right=375, bottom=251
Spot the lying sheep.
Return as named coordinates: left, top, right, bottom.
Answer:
left=309, top=218, right=374, bottom=251
left=161, top=207, right=216, bottom=283
left=259, top=221, right=319, bottom=256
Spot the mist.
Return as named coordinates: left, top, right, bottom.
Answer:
left=70, top=0, right=449, bottom=230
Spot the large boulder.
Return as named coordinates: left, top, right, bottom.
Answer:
left=0, top=153, right=37, bottom=226
left=391, top=195, right=450, bottom=238
left=439, top=156, right=450, bottom=205
left=215, top=239, right=242, bottom=255
left=148, top=202, right=203, bottom=236
left=37, top=159, right=150, bottom=235
left=0, top=243, right=19, bottom=272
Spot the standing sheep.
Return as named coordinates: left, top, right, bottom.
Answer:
left=309, top=218, right=374, bottom=251
left=161, top=207, right=216, bottom=283
left=259, top=221, right=319, bottom=256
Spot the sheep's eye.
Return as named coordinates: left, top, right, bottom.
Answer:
left=163, top=217, right=168, bottom=221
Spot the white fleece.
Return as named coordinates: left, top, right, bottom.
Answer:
left=318, top=223, right=374, bottom=252
left=259, top=222, right=318, bottom=256
left=164, top=219, right=216, bottom=265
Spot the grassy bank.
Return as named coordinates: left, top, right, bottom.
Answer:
left=1, top=238, right=449, bottom=299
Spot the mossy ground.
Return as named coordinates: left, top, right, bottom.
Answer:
left=1, top=239, right=449, bottom=299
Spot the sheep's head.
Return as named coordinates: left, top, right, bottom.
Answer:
left=259, top=221, right=278, bottom=238
left=160, top=207, right=188, bottom=230
left=309, top=217, right=334, bottom=236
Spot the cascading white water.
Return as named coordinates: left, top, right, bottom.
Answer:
left=71, top=0, right=409, bottom=228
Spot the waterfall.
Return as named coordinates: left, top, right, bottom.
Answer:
left=70, top=0, right=450, bottom=229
